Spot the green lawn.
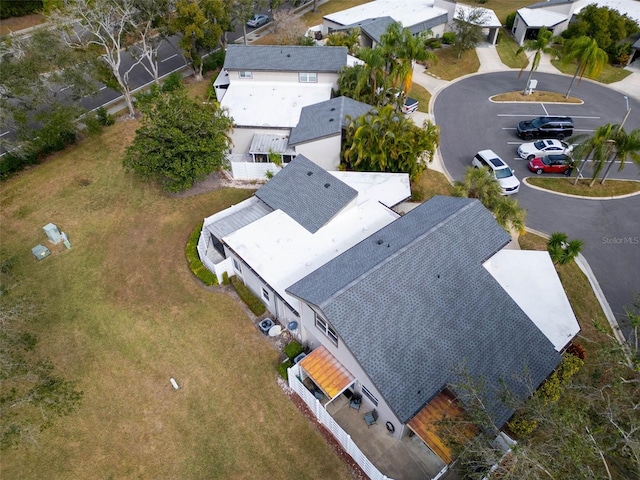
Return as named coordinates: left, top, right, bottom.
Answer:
left=526, top=177, right=640, bottom=196
left=301, top=0, right=373, bottom=27
left=0, top=115, right=353, bottom=478
left=426, top=47, right=480, bottom=80
left=408, top=82, right=431, bottom=113
left=495, top=29, right=528, bottom=69
left=550, top=59, right=632, bottom=84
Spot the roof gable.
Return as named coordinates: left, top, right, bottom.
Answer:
left=289, top=96, right=373, bottom=145
left=223, top=45, right=348, bottom=72
left=288, top=197, right=561, bottom=426
left=255, top=155, right=357, bottom=233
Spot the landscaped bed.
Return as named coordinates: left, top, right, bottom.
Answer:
left=526, top=177, right=640, bottom=197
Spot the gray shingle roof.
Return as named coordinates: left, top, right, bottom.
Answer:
left=527, top=0, right=574, bottom=9
left=206, top=199, right=273, bottom=241
left=287, top=196, right=561, bottom=426
left=223, top=45, right=348, bottom=73
left=255, top=155, right=357, bottom=233
left=337, top=16, right=397, bottom=44
left=289, top=96, right=373, bottom=145
left=407, top=13, right=449, bottom=35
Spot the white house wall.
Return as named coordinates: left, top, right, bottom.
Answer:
left=294, top=135, right=342, bottom=171
left=230, top=70, right=341, bottom=90
left=297, top=302, right=404, bottom=439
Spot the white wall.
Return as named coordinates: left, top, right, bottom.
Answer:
left=230, top=162, right=281, bottom=181
left=294, top=135, right=342, bottom=171
left=229, top=70, right=341, bottom=90
left=297, top=302, right=404, bottom=439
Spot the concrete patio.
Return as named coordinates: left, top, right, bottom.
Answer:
left=325, top=394, right=448, bottom=480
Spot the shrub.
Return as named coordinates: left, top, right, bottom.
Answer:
left=425, top=38, right=442, bottom=49
left=202, top=50, right=225, bottom=74
left=277, top=359, right=294, bottom=380
left=96, top=107, right=115, bottom=126
left=567, top=342, right=586, bottom=360
left=0, top=0, right=42, bottom=19
left=284, top=340, right=304, bottom=360
left=505, top=12, right=516, bottom=30
left=161, top=72, right=183, bottom=92
left=508, top=415, right=538, bottom=437
left=222, top=271, right=229, bottom=285
left=0, top=151, right=38, bottom=180
left=537, top=353, right=584, bottom=404
left=185, top=224, right=218, bottom=286
left=442, top=32, right=456, bottom=45
left=231, top=276, right=266, bottom=316
left=83, top=113, right=104, bottom=136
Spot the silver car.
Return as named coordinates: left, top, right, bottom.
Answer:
left=517, top=139, right=573, bottom=160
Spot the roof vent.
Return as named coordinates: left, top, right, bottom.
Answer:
left=307, top=171, right=313, bottom=176
left=377, top=239, right=384, bottom=245
left=330, top=107, right=336, bottom=111
left=329, top=118, right=334, bottom=122
left=324, top=183, right=330, bottom=188
left=287, top=54, right=291, bottom=57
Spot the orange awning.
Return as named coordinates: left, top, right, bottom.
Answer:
left=299, top=345, right=354, bottom=399
left=407, top=390, right=478, bottom=464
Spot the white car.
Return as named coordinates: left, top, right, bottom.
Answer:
left=517, top=139, right=573, bottom=160
left=472, top=150, right=520, bottom=195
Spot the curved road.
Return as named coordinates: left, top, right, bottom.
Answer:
left=434, top=71, right=640, bottom=337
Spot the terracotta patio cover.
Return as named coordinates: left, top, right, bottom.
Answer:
left=299, top=345, right=354, bottom=399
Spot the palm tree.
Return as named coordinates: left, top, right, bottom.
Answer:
left=453, top=167, right=527, bottom=233
left=570, top=124, right=616, bottom=186
left=517, top=27, right=555, bottom=95
left=547, top=232, right=583, bottom=265
left=358, top=47, right=388, bottom=104
left=561, top=36, right=608, bottom=99
left=600, top=127, right=640, bottom=184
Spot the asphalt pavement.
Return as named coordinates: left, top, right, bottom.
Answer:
left=415, top=45, right=640, bottom=340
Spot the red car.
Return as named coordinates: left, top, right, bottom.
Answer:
left=528, top=154, right=574, bottom=175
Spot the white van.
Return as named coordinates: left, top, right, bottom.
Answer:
left=471, top=150, right=520, bottom=195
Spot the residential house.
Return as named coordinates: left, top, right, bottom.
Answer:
left=512, top=0, right=640, bottom=46
left=215, top=45, right=349, bottom=179
left=322, top=0, right=501, bottom=46
left=285, top=195, right=580, bottom=472
left=196, top=155, right=410, bottom=324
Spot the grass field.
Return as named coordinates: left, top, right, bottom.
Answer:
left=0, top=117, right=353, bottom=478
left=550, top=59, right=632, bottom=84
left=496, top=30, right=528, bottom=69
left=408, top=82, right=431, bottom=113
left=425, top=47, right=480, bottom=81
left=526, top=177, right=640, bottom=196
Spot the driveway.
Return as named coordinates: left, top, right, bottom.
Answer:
left=433, top=71, right=640, bottom=338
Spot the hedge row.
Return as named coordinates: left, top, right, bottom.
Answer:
left=231, top=276, right=266, bottom=316
left=0, top=1, right=42, bottom=20
left=185, top=224, right=218, bottom=286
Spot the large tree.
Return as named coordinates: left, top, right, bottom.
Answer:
left=123, top=87, right=234, bottom=192
left=171, top=0, right=229, bottom=81
left=342, top=105, right=439, bottom=179
left=61, top=0, right=143, bottom=118
left=600, top=127, right=640, bottom=184
left=517, top=27, right=555, bottom=95
left=451, top=7, right=488, bottom=59
left=230, top=0, right=266, bottom=46
left=561, top=36, right=608, bottom=98
left=547, top=232, right=583, bottom=265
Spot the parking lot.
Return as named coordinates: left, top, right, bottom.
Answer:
left=433, top=71, right=640, bottom=336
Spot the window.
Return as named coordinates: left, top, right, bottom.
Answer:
left=315, top=313, right=338, bottom=346
left=299, top=72, right=317, bottom=83
left=239, top=71, right=252, bottom=79
left=362, top=385, right=379, bottom=406
left=232, top=258, right=241, bottom=273
left=262, top=288, right=270, bottom=301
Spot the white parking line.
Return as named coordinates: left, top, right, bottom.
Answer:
left=541, top=104, right=549, bottom=115
left=161, top=54, right=178, bottom=63
left=99, top=86, right=107, bottom=91
left=0, top=131, right=9, bottom=137
left=497, top=114, right=601, bottom=119
left=60, top=84, right=75, bottom=92
left=502, top=127, right=517, bottom=130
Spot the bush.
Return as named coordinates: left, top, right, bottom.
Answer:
left=0, top=0, right=42, bottom=19
left=161, top=72, right=183, bottom=92
left=96, top=107, right=115, bottom=126
left=185, top=224, right=218, bottom=286
left=277, top=359, right=294, bottom=380
left=537, top=353, right=584, bottom=404
left=284, top=340, right=304, bottom=360
left=222, top=271, right=229, bottom=285
left=202, top=50, right=225, bottom=74
left=442, top=32, right=456, bottom=45
left=83, top=113, right=104, bottom=136
left=425, top=38, right=442, bottom=49
left=567, top=342, right=586, bottom=360
left=231, top=276, right=266, bottom=316
left=0, top=151, right=38, bottom=180
left=508, top=415, right=539, bottom=437
left=505, top=12, right=516, bottom=30
left=298, top=35, right=315, bottom=46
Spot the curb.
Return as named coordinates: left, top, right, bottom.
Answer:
left=523, top=177, right=640, bottom=200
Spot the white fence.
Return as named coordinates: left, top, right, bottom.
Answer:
left=287, top=364, right=393, bottom=480
left=230, top=161, right=281, bottom=181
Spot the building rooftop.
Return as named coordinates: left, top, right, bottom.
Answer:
left=223, top=45, right=348, bottom=72
left=324, top=0, right=448, bottom=30
left=518, top=7, right=568, bottom=27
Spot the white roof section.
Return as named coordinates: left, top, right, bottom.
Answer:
left=224, top=201, right=399, bottom=312
left=221, top=82, right=332, bottom=128
left=518, top=7, right=568, bottom=27
left=329, top=171, right=411, bottom=208
left=324, top=0, right=447, bottom=29
left=455, top=4, right=502, bottom=27
left=347, top=54, right=365, bottom=66
left=484, top=250, right=580, bottom=352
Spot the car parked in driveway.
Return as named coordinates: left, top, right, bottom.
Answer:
left=246, top=14, right=269, bottom=28
left=528, top=153, right=574, bottom=175
left=472, top=150, right=520, bottom=195
left=517, top=139, right=573, bottom=160
left=516, top=116, right=573, bottom=140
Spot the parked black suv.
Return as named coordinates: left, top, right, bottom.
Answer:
left=516, top=116, right=574, bottom=140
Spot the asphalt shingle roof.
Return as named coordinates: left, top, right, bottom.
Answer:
left=288, top=96, right=373, bottom=145
left=223, top=45, right=348, bottom=72
left=255, top=155, right=357, bottom=233
left=527, top=0, right=574, bottom=9
left=288, top=196, right=561, bottom=426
